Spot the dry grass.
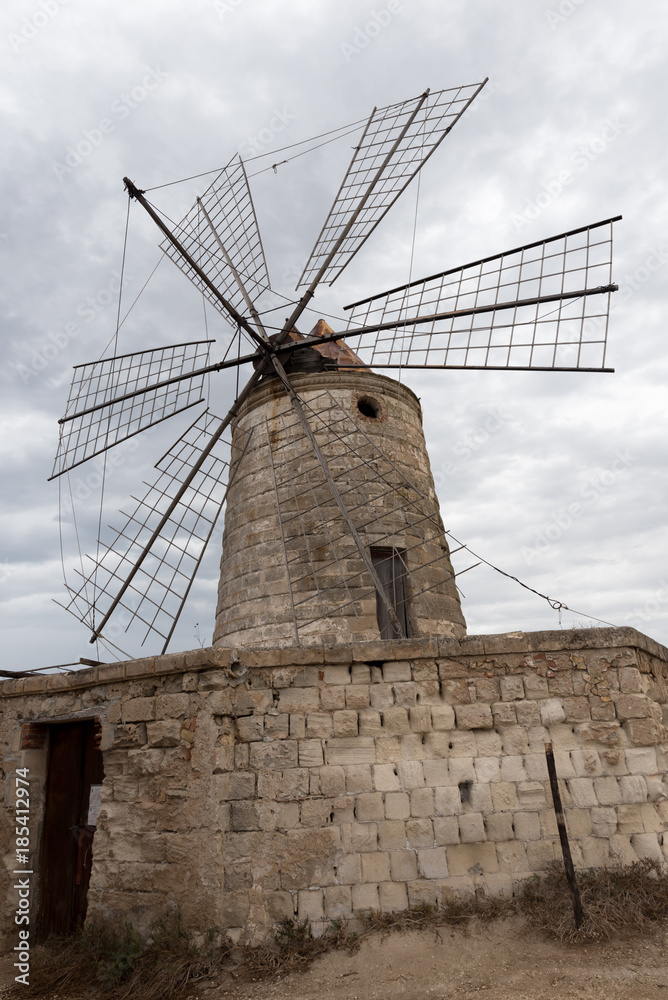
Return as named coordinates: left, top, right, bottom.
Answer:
left=14, top=861, right=668, bottom=997
left=517, top=858, right=668, bottom=943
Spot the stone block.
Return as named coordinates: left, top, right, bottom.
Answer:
left=373, top=763, right=400, bottom=792
left=526, top=839, right=560, bottom=870
left=378, top=881, right=409, bottom=913
left=447, top=842, right=499, bottom=876
left=485, top=813, right=514, bottom=842
left=517, top=781, right=547, bottom=810
left=320, top=686, right=346, bottom=711
left=539, top=698, right=566, bottom=727
left=500, top=676, right=524, bottom=701
left=492, top=702, right=517, bottom=725
left=324, top=885, right=352, bottom=919
left=236, top=716, right=264, bottom=742
left=646, top=776, right=668, bottom=802
left=469, top=783, right=493, bottom=813
left=257, top=768, right=309, bottom=801
left=567, top=778, right=597, bottom=808
left=433, top=816, right=460, bottom=845
left=625, top=748, right=658, bottom=774
left=640, top=803, right=664, bottom=833
left=383, top=661, right=411, bottom=683
left=440, top=679, right=470, bottom=703
left=400, top=734, right=426, bottom=762
left=397, top=760, right=425, bottom=790
left=524, top=675, right=549, bottom=699
left=548, top=672, right=574, bottom=697
left=344, top=765, right=373, bottom=793
left=156, top=693, right=190, bottom=718
left=483, top=872, right=514, bottom=898
left=455, top=703, right=493, bottom=730
left=616, top=804, right=645, bottom=835
left=351, top=663, right=371, bottom=684
left=448, top=757, right=475, bottom=784
left=562, top=697, right=591, bottom=722
left=378, top=820, right=407, bottom=851
left=458, top=812, right=485, bottom=843
left=337, top=853, right=362, bottom=884
left=410, top=787, right=434, bottom=817
left=326, top=738, right=375, bottom=766
left=351, top=883, right=380, bottom=912
left=359, top=710, right=383, bottom=737
left=264, top=714, right=290, bottom=739
left=346, top=685, right=370, bottom=710
left=298, top=889, right=324, bottom=922
left=409, top=706, right=432, bottom=733
left=356, top=792, right=384, bottom=822
left=513, top=811, right=541, bottom=841
left=500, top=728, right=530, bottom=755
left=250, top=741, right=298, bottom=771
left=393, top=682, right=418, bottom=707
left=625, top=718, right=661, bottom=746
left=369, top=684, right=395, bottom=710
left=594, top=775, right=622, bottom=805
left=434, top=786, right=462, bottom=816
left=590, top=806, right=617, bottom=837
left=430, top=704, right=456, bottom=731
left=618, top=667, right=642, bottom=693
left=382, top=791, right=408, bottom=820
left=590, top=697, right=616, bottom=721
left=515, top=701, right=541, bottom=727
left=496, top=841, right=528, bottom=872
left=289, top=715, right=306, bottom=739
left=382, top=708, right=411, bottom=736
left=406, top=818, right=434, bottom=848
left=361, top=851, right=391, bottom=883
left=491, top=782, right=518, bottom=812
left=423, top=759, right=449, bottom=787
left=230, top=801, right=260, bottom=831
left=333, top=710, right=358, bottom=737
left=499, top=755, right=527, bottom=783
left=122, top=698, right=156, bottom=723
left=390, top=851, right=417, bottom=882
left=580, top=837, right=611, bottom=867
left=279, top=688, right=320, bottom=713
left=306, top=714, right=333, bottom=739
left=523, top=754, right=549, bottom=781
left=298, top=740, right=324, bottom=768
left=225, top=771, right=257, bottom=800
left=319, top=765, right=346, bottom=796
left=475, top=731, right=503, bottom=756
left=417, top=847, right=448, bottom=879
left=324, top=665, right=351, bottom=685
left=632, top=832, right=664, bottom=861
left=615, top=694, right=650, bottom=720
left=146, top=720, right=182, bottom=747
left=474, top=757, right=500, bottom=784
left=474, top=677, right=500, bottom=702
left=609, top=834, right=639, bottom=864
left=267, top=891, right=295, bottom=921
left=447, top=731, right=477, bottom=756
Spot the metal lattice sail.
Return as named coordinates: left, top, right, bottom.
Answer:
left=51, top=82, right=621, bottom=656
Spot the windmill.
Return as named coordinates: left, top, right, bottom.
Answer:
left=50, top=81, right=620, bottom=658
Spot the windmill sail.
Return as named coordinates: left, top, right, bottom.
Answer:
left=160, top=155, right=271, bottom=334
left=50, top=340, right=214, bottom=479
left=297, top=81, right=487, bottom=289
left=61, top=409, right=250, bottom=651
left=342, top=217, right=620, bottom=371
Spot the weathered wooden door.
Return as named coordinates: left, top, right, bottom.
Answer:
left=37, top=720, right=103, bottom=940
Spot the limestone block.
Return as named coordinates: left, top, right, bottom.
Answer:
left=390, top=851, right=417, bottom=882
left=400, top=734, right=427, bottom=762
left=474, top=677, right=500, bottom=703
left=250, top=741, right=298, bottom=771
left=220, top=891, right=250, bottom=929
left=624, top=718, right=661, bottom=746
left=344, top=765, right=373, bottom=793
left=539, top=698, right=566, bottom=727
left=324, top=885, right=352, bottom=919
left=346, top=686, right=370, bottom=710
left=491, top=782, right=519, bottom=812
left=609, top=833, right=640, bottom=864
left=570, top=749, right=602, bottom=777
left=324, top=665, right=351, bottom=685
left=640, top=803, right=664, bottom=833
left=361, top=851, right=391, bottom=883
left=375, top=737, right=402, bottom=764
left=378, top=820, right=407, bottom=851
left=646, top=776, right=668, bottom=802
left=496, top=841, right=529, bottom=872
left=264, top=715, right=289, bottom=739
left=410, top=787, right=434, bottom=817
left=257, top=768, right=308, bottom=801
left=326, top=738, right=375, bottom=766
left=590, top=697, right=616, bottom=721
left=448, top=757, right=475, bottom=784
left=397, top=760, right=425, bottom=790
left=455, top=704, right=493, bottom=730
left=230, top=801, right=260, bottom=831
left=369, top=684, right=395, bottom=710
left=278, top=689, right=320, bottom=713
left=625, top=747, right=658, bottom=774
left=548, top=672, right=574, bottom=697
left=213, top=745, right=235, bottom=773
left=615, top=694, right=650, bottom=720
left=500, top=728, right=530, bottom=755
left=547, top=724, right=580, bottom=751
left=492, top=702, right=517, bottom=725
left=458, top=813, right=485, bottom=844
left=406, top=818, right=434, bottom=848
left=527, top=725, right=551, bottom=754
left=298, top=889, right=324, bottom=922
left=499, top=755, right=527, bottom=783
left=305, top=714, right=332, bottom=739
left=523, top=754, right=549, bottom=781
left=356, top=792, right=384, bottom=822
left=619, top=667, right=643, bottom=693
left=447, top=731, right=477, bottom=757
left=433, top=816, right=460, bottom=846
left=372, top=764, right=400, bottom=792
left=297, top=740, right=323, bottom=768
left=337, top=853, right=362, bottom=884
left=484, top=813, right=514, bottom=842
left=257, top=801, right=300, bottom=831
left=446, top=842, right=499, bottom=876
left=358, top=710, right=383, bottom=737
left=385, top=792, right=410, bottom=820
left=351, top=663, right=371, bottom=684
left=146, top=720, right=182, bottom=747
left=236, top=716, right=264, bottom=742
left=320, top=686, right=346, bottom=711
left=515, top=701, right=541, bottom=727
left=433, top=786, right=462, bottom=817
left=513, top=811, right=540, bottom=841
left=593, top=775, right=622, bottom=805
left=121, top=698, right=156, bottom=723
left=319, top=765, right=346, bottom=796
left=415, top=847, right=447, bottom=879
left=282, top=828, right=341, bottom=889
left=524, top=675, right=549, bottom=699
left=619, top=775, right=647, bottom=805
left=347, top=822, right=378, bottom=853
left=415, top=680, right=441, bottom=705
left=289, top=715, right=306, bottom=739
left=332, top=711, right=358, bottom=737
left=331, top=797, right=355, bottom=824
left=475, top=731, right=503, bottom=757
left=500, top=677, right=524, bottom=701
left=156, top=693, right=191, bottom=718
left=616, top=804, right=645, bottom=835
left=431, top=704, right=456, bottom=731
left=377, top=882, right=408, bottom=914
left=266, top=890, right=295, bottom=922
left=590, top=806, right=617, bottom=837
left=407, top=879, right=438, bottom=908
left=223, top=771, right=256, bottom=800
left=483, top=872, right=514, bottom=898
left=382, top=708, right=411, bottom=736
left=423, top=759, right=449, bottom=787
left=517, top=781, right=547, bottom=811
left=393, top=683, right=418, bottom=707
left=526, top=839, right=560, bottom=870
left=351, top=883, right=380, bottom=912
left=474, top=757, right=500, bottom=784
left=409, top=706, right=432, bottom=733
left=567, top=778, right=597, bottom=808
left=440, top=679, right=470, bottom=703
left=383, top=662, right=411, bottom=683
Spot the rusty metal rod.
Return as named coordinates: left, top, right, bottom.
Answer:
left=544, top=741, right=584, bottom=928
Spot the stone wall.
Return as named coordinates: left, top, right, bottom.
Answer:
left=1, top=627, right=667, bottom=949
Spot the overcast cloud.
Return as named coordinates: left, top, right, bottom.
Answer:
left=1, top=0, right=667, bottom=670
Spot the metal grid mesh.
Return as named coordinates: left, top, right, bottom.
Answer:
left=160, top=155, right=271, bottom=327
left=297, top=82, right=485, bottom=289
left=343, top=218, right=619, bottom=371
left=51, top=341, right=212, bottom=479
left=266, top=390, right=468, bottom=639
left=62, top=410, right=249, bottom=651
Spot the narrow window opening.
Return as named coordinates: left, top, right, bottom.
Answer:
left=357, top=395, right=380, bottom=419
left=371, top=547, right=411, bottom=640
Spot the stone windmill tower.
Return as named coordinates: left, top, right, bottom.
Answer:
left=49, top=82, right=619, bottom=660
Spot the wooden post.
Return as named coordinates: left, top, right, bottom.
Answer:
left=544, top=742, right=584, bottom=928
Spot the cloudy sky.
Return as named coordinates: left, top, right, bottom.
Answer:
left=2, top=0, right=667, bottom=671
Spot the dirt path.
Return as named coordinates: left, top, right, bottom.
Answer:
left=2, top=918, right=668, bottom=999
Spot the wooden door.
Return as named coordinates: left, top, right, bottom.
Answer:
left=36, top=721, right=103, bottom=941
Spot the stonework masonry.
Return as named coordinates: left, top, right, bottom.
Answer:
left=2, top=627, right=668, bottom=948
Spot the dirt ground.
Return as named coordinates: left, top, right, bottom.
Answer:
left=2, top=917, right=668, bottom=999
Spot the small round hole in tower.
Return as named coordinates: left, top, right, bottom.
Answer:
left=357, top=395, right=380, bottom=419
